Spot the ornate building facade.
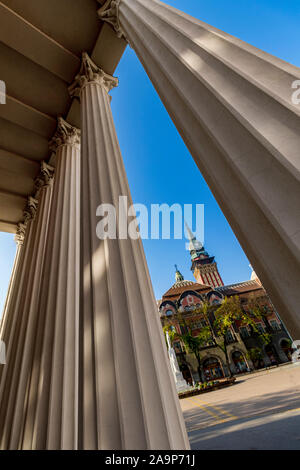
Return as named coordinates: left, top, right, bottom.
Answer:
left=0, top=0, right=299, bottom=450
left=159, top=237, right=293, bottom=384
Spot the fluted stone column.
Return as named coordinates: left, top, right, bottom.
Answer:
left=0, top=117, right=81, bottom=450
left=99, top=0, right=300, bottom=338
left=69, top=53, right=189, bottom=450
left=26, top=118, right=81, bottom=450
left=0, top=163, right=54, bottom=450
left=0, top=206, right=36, bottom=364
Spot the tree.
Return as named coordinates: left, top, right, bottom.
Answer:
left=213, top=296, right=243, bottom=377
left=246, top=347, right=264, bottom=369
left=243, top=294, right=273, bottom=347
left=163, top=324, right=176, bottom=348
left=180, top=326, right=213, bottom=383
left=213, top=295, right=273, bottom=375
left=163, top=315, right=211, bottom=383
left=162, top=294, right=273, bottom=381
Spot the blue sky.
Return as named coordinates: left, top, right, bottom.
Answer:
left=0, top=0, right=299, bottom=314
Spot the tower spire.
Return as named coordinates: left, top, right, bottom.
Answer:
left=184, top=223, right=224, bottom=288
left=174, top=265, right=184, bottom=282
left=184, top=221, right=203, bottom=258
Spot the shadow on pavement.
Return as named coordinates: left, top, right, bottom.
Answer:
left=183, top=389, right=300, bottom=450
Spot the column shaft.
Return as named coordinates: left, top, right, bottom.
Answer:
left=100, top=0, right=300, bottom=338
left=0, top=180, right=52, bottom=449
left=0, top=117, right=80, bottom=450
left=29, top=121, right=80, bottom=450
left=70, top=54, right=189, bottom=450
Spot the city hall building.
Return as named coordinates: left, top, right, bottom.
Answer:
left=0, top=0, right=299, bottom=450
left=158, top=232, right=293, bottom=383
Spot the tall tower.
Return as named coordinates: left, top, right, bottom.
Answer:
left=185, top=224, right=224, bottom=288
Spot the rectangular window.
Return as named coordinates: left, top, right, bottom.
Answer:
left=225, top=330, right=235, bottom=343
left=191, top=320, right=207, bottom=329
left=270, top=320, right=281, bottom=331
left=240, top=326, right=250, bottom=339
left=180, top=325, right=188, bottom=335
left=256, top=323, right=265, bottom=334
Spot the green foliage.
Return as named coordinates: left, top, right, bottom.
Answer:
left=214, top=296, right=242, bottom=337
left=198, top=381, right=215, bottom=390
left=163, top=325, right=176, bottom=347
left=164, top=305, right=214, bottom=356
left=246, top=347, right=263, bottom=362
left=162, top=293, right=273, bottom=380
left=258, top=332, right=272, bottom=346
left=181, top=329, right=209, bottom=356
left=214, top=295, right=271, bottom=343
left=195, top=325, right=213, bottom=346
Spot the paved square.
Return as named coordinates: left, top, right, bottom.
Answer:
left=181, top=364, right=300, bottom=450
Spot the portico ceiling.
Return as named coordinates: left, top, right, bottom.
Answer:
left=0, top=0, right=126, bottom=233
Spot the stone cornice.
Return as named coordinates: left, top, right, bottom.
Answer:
left=69, top=53, right=118, bottom=98
left=97, top=0, right=124, bottom=39
left=49, top=117, right=81, bottom=152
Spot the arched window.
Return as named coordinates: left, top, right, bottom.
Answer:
left=202, top=357, right=224, bottom=380
left=232, top=351, right=248, bottom=373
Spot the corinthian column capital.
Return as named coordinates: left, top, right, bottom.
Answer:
left=13, top=196, right=38, bottom=245
left=14, top=223, right=27, bottom=246
left=23, top=196, right=38, bottom=223
left=97, top=0, right=124, bottom=39
left=49, top=117, right=81, bottom=153
left=69, top=52, right=118, bottom=98
left=34, top=161, right=55, bottom=192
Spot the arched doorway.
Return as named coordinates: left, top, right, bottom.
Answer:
left=202, top=357, right=224, bottom=381
left=280, top=339, right=293, bottom=361
left=232, top=351, right=248, bottom=373
left=265, top=344, right=279, bottom=365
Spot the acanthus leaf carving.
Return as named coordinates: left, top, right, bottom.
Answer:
left=14, top=222, right=27, bottom=246
left=15, top=192, right=41, bottom=245
left=49, top=117, right=81, bottom=153
left=97, top=0, right=124, bottom=39
left=23, top=196, right=39, bottom=223
left=34, top=161, right=55, bottom=191
left=69, top=53, right=119, bottom=98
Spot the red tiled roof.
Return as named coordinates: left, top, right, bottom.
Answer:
left=161, top=279, right=264, bottom=304
left=162, top=280, right=211, bottom=301
left=216, top=280, right=263, bottom=296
